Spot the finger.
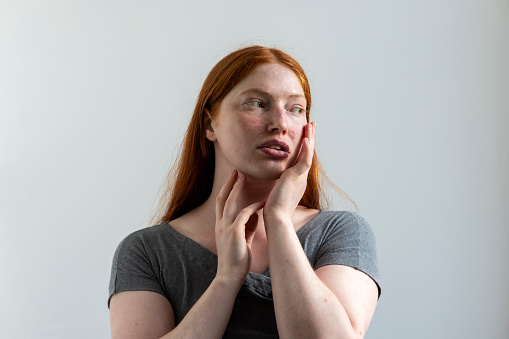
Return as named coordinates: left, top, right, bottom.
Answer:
left=291, top=123, right=310, bottom=167
left=222, top=172, right=246, bottom=222
left=215, top=169, right=238, bottom=221
left=232, top=201, right=265, bottom=233
left=310, top=121, right=316, bottom=148
left=293, top=123, right=314, bottom=175
left=306, top=122, right=316, bottom=162
left=306, top=122, right=315, bottom=151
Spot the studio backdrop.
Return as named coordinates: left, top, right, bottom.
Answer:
left=1, top=1, right=508, bottom=338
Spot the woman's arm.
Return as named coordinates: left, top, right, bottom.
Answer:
left=109, top=276, right=241, bottom=339
left=109, top=171, right=264, bottom=339
left=263, top=122, right=378, bottom=338
left=264, top=215, right=378, bottom=339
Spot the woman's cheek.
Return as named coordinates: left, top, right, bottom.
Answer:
left=241, top=116, right=265, bottom=131
left=288, top=127, right=298, bottom=140
left=288, top=122, right=305, bottom=141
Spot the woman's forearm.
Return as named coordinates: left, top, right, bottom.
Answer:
left=161, top=276, right=240, bottom=339
left=265, top=215, right=359, bottom=339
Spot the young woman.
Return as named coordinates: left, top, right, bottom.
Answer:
left=108, top=46, right=381, bottom=338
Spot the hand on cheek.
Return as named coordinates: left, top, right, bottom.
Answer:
left=264, top=122, right=316, bottom=221
left=296, top=122, right=315, bottom=172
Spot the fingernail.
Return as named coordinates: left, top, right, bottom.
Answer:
left=236, top=173, right=243, bottom=182
left=305, top=138, right=310, bottom=145
left=230, top=169, right=237, bottom=177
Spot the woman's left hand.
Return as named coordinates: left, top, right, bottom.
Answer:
left=263, top=122, right=315, bottom=221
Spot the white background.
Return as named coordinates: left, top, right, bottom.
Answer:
left=1, top=1, right=508, bottom=338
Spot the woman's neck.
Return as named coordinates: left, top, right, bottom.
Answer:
left=220, top=167, right=277, bottom=202
left=192, top=170, right=277, bottom=229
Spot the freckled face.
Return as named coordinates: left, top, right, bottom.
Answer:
left=205, top=63, right=308, bottom=180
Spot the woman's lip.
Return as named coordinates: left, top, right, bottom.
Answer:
left=258, top=147, right=290, bottom=159
left=258, top=139, right=290, bottom=152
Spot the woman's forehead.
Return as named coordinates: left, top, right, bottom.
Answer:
left=230, top=63, right=305, bottom=99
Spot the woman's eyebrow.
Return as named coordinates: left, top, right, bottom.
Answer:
left=238, top=88, right=272, bottom=98
left=239, top=88, right=305, bottom=100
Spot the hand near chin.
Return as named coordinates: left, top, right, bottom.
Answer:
left=264, top=122, right=316, bottom=222
left=215, top=170, right=265, bottom=285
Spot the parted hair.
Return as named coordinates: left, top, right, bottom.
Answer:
left=152, top=45, right=351, bottom=224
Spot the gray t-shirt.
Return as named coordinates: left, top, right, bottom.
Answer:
left=109, top=210, right=380, bottom=338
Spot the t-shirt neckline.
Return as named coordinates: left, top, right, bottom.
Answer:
left=164, top=210, right=324, bottom=277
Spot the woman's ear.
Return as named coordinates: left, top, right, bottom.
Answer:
left=205, top=128, right=216, bottom=141
left=204, top=109, right=217, bottom=141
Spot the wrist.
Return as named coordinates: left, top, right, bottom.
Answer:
left=263, top=207, right=291, bottom=221
left=213, top=273, right=245, bottom=293
left=263, top=212, right=294, bottom=233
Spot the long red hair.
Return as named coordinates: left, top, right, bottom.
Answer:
left=152, top=46, right=351, bottom=224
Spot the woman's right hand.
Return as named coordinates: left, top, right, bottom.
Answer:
left=215, top=169, right=265, bottom=285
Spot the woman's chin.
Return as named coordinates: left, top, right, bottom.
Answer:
left=244, top=168, right=284, bottom=182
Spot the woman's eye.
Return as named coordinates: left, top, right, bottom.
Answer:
left=246, top=100, right=264, bottom=108
left=289, top=107, right=304, bottom=115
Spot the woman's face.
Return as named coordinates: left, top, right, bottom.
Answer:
left=206, top=63, right=308, bottom=181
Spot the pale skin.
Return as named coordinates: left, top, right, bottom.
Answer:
left=110, top=63, right=379, bottom=338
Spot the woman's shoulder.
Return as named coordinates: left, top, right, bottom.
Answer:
left=308, top=210, right=381, bottom=295
left=123, top=222, right=171, bottom=240
left=315, top=209, right=370, bottom=225
left=113, top=222, right=175, bottom=254
left=299, top=209, right=374, bottom=238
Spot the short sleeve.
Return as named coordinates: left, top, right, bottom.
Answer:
left=108, top=232, right=166, bottom=307
left=314, top=211, right=381, bottom=297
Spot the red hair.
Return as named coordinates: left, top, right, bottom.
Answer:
left=152, top=46, right=351, bottom=224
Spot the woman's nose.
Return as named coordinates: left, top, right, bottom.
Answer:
left=267, top=106, right=288, bottom=134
